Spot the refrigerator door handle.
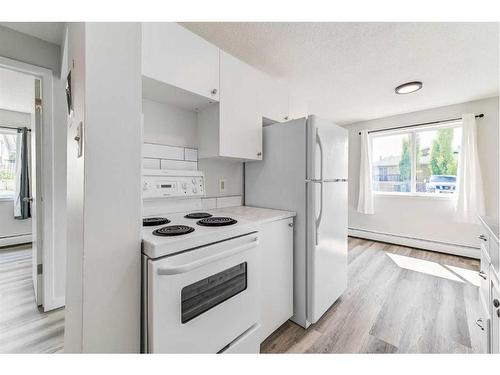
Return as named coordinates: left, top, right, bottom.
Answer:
left=315, top=129, right=324, bottom=246
left=316, top=128, right=324, bottom=181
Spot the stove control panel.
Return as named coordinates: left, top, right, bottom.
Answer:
left=142, top=169, right=205, bottom=199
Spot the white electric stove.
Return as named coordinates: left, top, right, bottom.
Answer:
left=141, top=169, right=261, bottom=354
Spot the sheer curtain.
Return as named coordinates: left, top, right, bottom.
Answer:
left=454, top=114, right=485, bottom=223
left=357, top=130, right=374, bottom=214
left=14, top=127, right=30, bottom=220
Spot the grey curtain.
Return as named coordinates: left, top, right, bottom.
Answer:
left=14, top=127, right=30, bottom=220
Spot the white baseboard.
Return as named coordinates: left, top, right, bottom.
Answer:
left=348, top=228, right=480, bottom=259
left=0, top=234, right=32, bottom=248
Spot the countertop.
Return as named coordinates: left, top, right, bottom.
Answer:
left=479, top=216, right=499, bottom=243
left=211, top=205, right=296, bottom=225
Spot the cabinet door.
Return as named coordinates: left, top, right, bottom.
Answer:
left=219, top=50, right=262, bottom=160
left=142, top=23, right=219, bottom=101
left=260, top=73, right=289, bottom=123
left=492, top=274, right=500, bottom=354
left=259, top=218, right=294, bottom=342
left=479, top=244, right=491, bottom=310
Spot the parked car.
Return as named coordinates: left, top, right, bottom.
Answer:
left=426, top=175, right=457, bottom=193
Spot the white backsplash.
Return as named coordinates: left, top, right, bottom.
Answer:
left=142, top=142, right=242, bottom=215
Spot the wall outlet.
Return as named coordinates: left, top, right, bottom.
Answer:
left=219, top=178, right=226, bottom=193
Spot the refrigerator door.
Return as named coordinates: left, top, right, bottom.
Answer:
left=307, top=115, right=348, bottom=180
left=307, top=179, right=348, bottom=324
left=306, top=115, right=348, bottom=324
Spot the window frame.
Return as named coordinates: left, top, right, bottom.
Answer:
left=370, top=120, right=462, bottom=199
left=0, top=128, right=18, bottom=202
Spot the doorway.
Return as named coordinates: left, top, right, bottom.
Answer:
left=0, top=59, right=64, bottom=353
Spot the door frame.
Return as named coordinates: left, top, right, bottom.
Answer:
left=0, top=56, right=59, bottom=310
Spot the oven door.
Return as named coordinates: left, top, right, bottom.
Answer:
left=147, top=232, right=260, bottom=353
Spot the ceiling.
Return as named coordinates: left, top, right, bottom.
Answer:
left=0, top=22, right=65, bottom=46
left=181, top=22, right=500, bottom=124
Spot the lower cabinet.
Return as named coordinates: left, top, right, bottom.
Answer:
left=259, top=217, right=294, bottom=343
left=476, top=304, right=491, bottom=354
left=491, top=272, right=500, bottom=354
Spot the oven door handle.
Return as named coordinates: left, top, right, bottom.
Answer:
left=157, top=238, right=259, bottom=275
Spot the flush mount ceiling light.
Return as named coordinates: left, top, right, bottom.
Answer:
left=395, top=81, right=423, bottom=95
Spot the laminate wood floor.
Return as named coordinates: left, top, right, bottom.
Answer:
left=261, top=238, right=483, bottom=354
left=0, top=244, right=64, bottom=353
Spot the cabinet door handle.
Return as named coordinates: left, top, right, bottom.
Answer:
left=479, top=271, right=487, bottom=280
left=257, top=152, right=262, bottom=157
left=211, top=88, right=217, bottom=95
left=476, top=318, right=485, bottom=330
left=479, top=234, right=488, bottom=241
left=494, top=299, right=500, bottom=308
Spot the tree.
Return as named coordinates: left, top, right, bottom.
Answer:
left=399, top=137, right=411, bottom=191
left=429, top=128, right=457, bottom=176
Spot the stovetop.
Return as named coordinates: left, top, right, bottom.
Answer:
left=152, top=225, right=195, bottom=236
left=197, top=217, right=238, bottom=227
left=141, top=210, right=257, bottom=259
left=184, top=212, right=213, bottom=219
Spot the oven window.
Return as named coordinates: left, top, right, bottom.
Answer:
left=181, top=262, right=247, bottom=324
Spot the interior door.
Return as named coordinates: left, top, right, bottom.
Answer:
left=307, top=115, right=348, bottom=180
left=31, top=78, right=43, bottom=306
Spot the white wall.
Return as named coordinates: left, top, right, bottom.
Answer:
left=345, top=97, right=499, bottom=251
left=0, top=26, right=67, bottom=309
left=142, top=98, right=244, bottom=199
left=142, top=99, right=197, bottom=147
left=65, top=22, right=142, bottom=353
left=0, top=67, right=34, bottom=113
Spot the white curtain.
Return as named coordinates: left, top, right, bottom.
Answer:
left=357, top=130, right=374, bottom=214
left=454, top=114, right=485, bottom=223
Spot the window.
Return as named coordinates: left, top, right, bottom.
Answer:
left=371, top=123, right=462, bottom=195
left=0, top=130, right=17, bottom=200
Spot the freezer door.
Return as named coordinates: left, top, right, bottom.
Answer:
left=307, top=115, right=348, bottom=180
left=307, top=179, right=348, bottom=324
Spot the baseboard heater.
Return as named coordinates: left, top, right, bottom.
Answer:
left=0, top=233, right=32, bottom=248
left=348, top=227, right=480, bottom=259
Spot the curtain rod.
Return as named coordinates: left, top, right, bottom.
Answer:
left=358, top=113, right=484, bottom=135
left=0, top=125, right=31, bottom=132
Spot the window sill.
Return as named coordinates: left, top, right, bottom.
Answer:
left=0, top=196, right=15, bottom=202
left=373, top=192, right=456, bottom=200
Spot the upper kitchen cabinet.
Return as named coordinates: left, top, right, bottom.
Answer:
left=219, top=50, right=263, bottom=160
left=259, top=73, right=289, bottom=123
left=198, top=51, right=263, bottom=161
left=142, top=23, right=220, bottom=101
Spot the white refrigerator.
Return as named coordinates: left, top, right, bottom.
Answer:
left=245, top=115, right=348, bottom=328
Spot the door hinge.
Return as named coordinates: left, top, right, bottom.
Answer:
left=37, top=263, right=43, bottom=275
left=35, top=98, right=42, bottom=110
